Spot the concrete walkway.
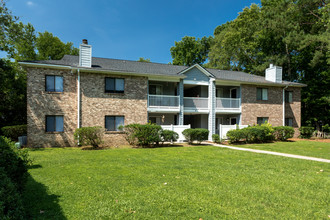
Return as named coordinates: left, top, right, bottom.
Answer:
left=207, top=143, right=330, bottom=163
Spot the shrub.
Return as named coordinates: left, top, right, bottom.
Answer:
left=226, top=129, right=244, bottom=143
left=0, top=136, right=30, bottom=192
left=121, top=123, right=162, bottom=147
left=74, top=126, right=104, bottom=148
left=273, top=126, right=295, bottom=141
left=212, top=134, right=221, bottom=144
left=299, top=126, right=314, bottom=139
left=182, top=128, right=209, bottom=144
left=160, top=130, right=179, bottom=144
left=1, top=125, right=27, bottom=141
left=0, top=168, right=25, bottom=220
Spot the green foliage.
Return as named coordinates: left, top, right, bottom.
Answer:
left=160, top=130, right=179, bottom=144
left=0, top=59, right=27, bottom=128
left=299, top=126, right=315, bottom=139
left=273, top=126, right=295, bottom=141
left=182, top=128, right=209, bottom=144
left=0, top=167, right=25, bottom=220
left=74, top=127, right=104, bottom=148
left=227, top=123, right=275, bottom=144
left=0, top=136, right=30, bottom=191
left=170, top=36, right=213, bottom=66
left=137, top=57, right=151, bottom=62
left=207, top=0, right=330, bottom=128
left=212, top=134, right=221, bottom=144
left=36, top=31, right=79, bottom=60
left=322, top=124, right=330, bottom=133
left=121, top=123, right=162, bottom=147
left=1, top=124, right=27, bottom=141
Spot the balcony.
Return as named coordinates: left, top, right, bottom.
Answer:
left=184, top=97, right=209, bottom=113
left=148, top=95, right=180, bottom=112
left=216, top=98, right=241, bottom=113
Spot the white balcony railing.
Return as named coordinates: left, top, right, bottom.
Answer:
left=184, top=97, right=209, bottom=109
left=148, top=95, right=179, bottom=108
left=216, top=98, right=240, bottom=109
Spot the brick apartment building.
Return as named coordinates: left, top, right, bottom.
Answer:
left=19, top=40, right=305, bottom=147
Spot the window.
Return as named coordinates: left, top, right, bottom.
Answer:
left=105, top=116, right=124, bottom=131
left=149, top=84, right=163, bottom=95
left=105, top=77, right=124, bottom=93
left=285, top=118, right=293, bottom=127
left=257, top=117, right=269, bottom=125
left=230, top=117, right=237, bottom=125
left=149, top=116, right=161, bottom=125
left=46, top=75, right=63, bottom=92
left=285, top=91, right=293, bottom=103
left=257, top=88, right=268, bottom=100
left=46, top=115, right=64, bottom=132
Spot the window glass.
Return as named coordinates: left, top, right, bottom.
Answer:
left=257, top=117, right=269, bottom=125
left=262, top=89, right=268, bottom=100
left=115, top=116, right=124, bottom=130
left=257, top=88, right=268, bottom=100
left=105, top=78, right=115, bottom=92
left=56, top=116, right=64, bottom=132
left=55, top=76, right=63, bottom=92
left=115, top=79, right=124, bottom=92
left=285, top=118, right=293, bottom=127
left=46, top=116, right=55, bottom=132
left=46, top=76, right=55, bottom=91
left=285, top=91, right=293, bottom=103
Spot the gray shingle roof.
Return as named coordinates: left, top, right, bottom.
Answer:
left=21, top=55, right=305, bottom=86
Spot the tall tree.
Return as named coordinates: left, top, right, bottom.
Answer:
left=36, top=31, right=79, bottom=60
left=208, top=0, right=329, bottom=128
left=170, top=36, right=213, bottom=66
left=138, top=57, right=151, bottom=62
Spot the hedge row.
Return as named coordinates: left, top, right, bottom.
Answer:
left=120, top=123, right=178, bottom=147
left=1, top=125, right=27, bottom=142
left=0, top=136, right=31, bottom=219
left=299, top=126, right=314, bottom=139
left=182, top=128, right=209, bottom=144
left=227, top=124, right=294, bottom=144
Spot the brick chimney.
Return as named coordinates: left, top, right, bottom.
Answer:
left=265, top=64, right=282, bottom=83
left=79, top=39, right=92, bottom=68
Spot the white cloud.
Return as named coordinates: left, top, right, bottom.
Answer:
left=26, top=1, right=34, bottom=7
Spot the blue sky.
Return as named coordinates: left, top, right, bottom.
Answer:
left=5, top=0, right=260, bottom=63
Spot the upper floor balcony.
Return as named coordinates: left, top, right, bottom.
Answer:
left=147, top=95, right=241, bottom=113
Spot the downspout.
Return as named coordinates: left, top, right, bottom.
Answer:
left=283, top=85, right=289, bottom=126
left=77, top=69, right=80, bottom=129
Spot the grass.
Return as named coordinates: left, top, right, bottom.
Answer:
left=235, top=140, right=330, bottom=159
left=23, top=146, right=329, bottom=219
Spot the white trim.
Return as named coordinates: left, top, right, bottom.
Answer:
left=18, top=62, right=72, bottom=69
left=77, top=69, right=80, bottom=129
left=178, top=64, right=215, bottom=78
left=147, top=108, right=180, bottom=113
left=183, top=80, right=209, bottom=85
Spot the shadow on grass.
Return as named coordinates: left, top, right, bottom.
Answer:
left=23, top=173, right=65, bottom=219
left=28, top=164, right=42, bottom=169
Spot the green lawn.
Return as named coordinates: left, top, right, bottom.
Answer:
left=235, top=140, right=330, bottom=159
left=23, top=146, right=329, bottom=219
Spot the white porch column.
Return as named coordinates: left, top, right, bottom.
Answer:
left=208, top=78, right=216, bottom=140
left=178, top=79, right=184, bottom=125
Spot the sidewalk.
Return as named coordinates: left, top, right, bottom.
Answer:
left=206, top=143, right=330, bottom=163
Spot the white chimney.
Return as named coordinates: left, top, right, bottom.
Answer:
left=265, top=64, right=282, bottom=83
left=79, top=39, right=92, bottom=68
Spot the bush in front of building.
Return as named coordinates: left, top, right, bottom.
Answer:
left=299, top=126, right=315, bottom=139
left=120, top=123, right=162, bottom=147
left=74, top=126, right=104, bottom=149
left=160, top=130, right=179, bottom=144
left=273, top=126, right=295, bottom=141
left=0, top=136, right=31, bottom=219
left=1, top=125, right=27, bottom=142
left=182, top=128, right=209, bottom=144
left=212, top=134, right=221, bottom=144
left=227, top=123, right=275, bottom=144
